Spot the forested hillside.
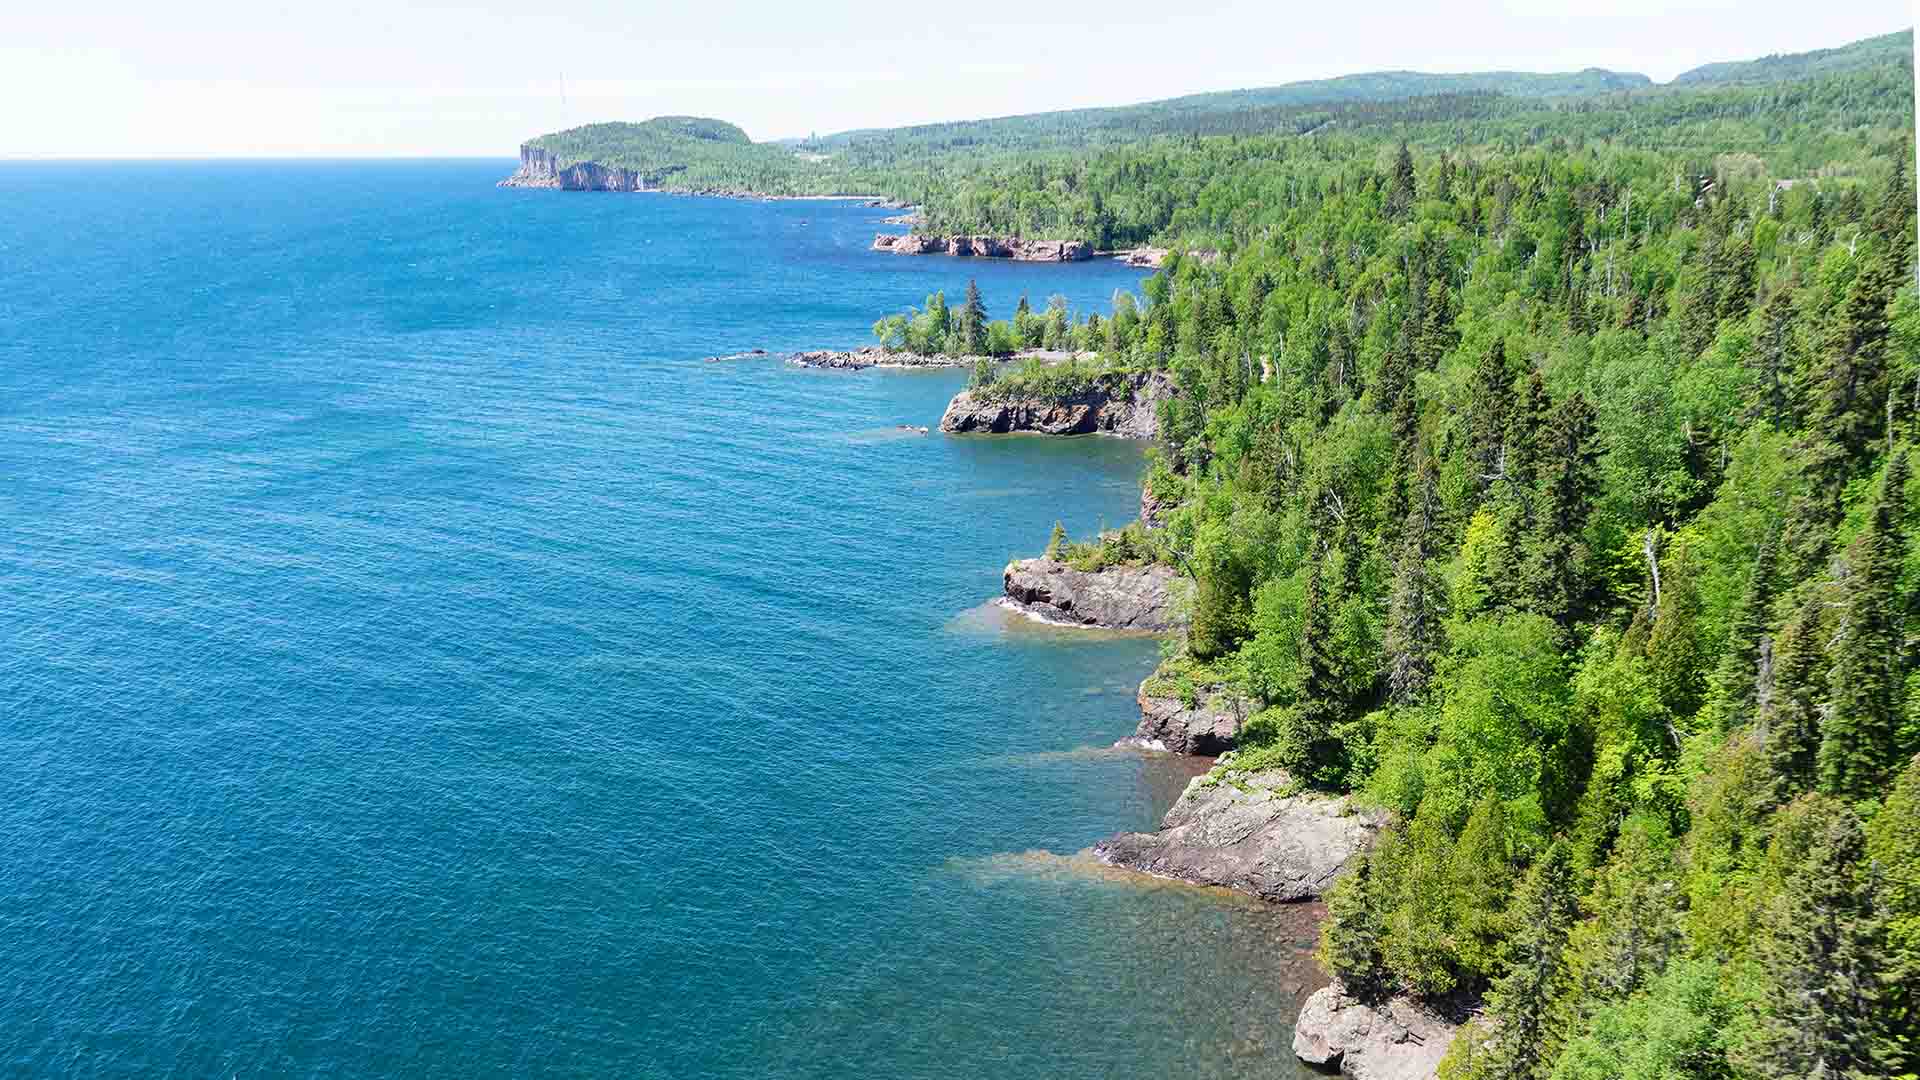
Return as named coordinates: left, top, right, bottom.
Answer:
left=1673, top=28, right=1911, bottom=86
left=953, top=85, right=1917, bottom=1079
left=514, top=29, right=1912, bottom=250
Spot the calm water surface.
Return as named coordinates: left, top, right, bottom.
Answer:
left=0, top=161, right=1326, bottom=1078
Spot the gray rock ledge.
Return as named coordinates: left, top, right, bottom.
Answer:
left=1132, top=680, right=1246, bottom=755
left=1093, top=768, right=1384, bottom=901
left=1002, top=557, right=1176, bottom=631
left=1292, top=985, right=1460, bottom=1080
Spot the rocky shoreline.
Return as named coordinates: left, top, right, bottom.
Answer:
left=1292, top=987, right=1464, bottom=1080
left=872, top=233, right=1096, bottom=261
left=1001, top=557, right=1176, bottom=631
left=499, top=146, right=908, bottom=203
left=940, top=372, right=1172, bottom=438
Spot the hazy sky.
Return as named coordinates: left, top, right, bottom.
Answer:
left=4, top=0, right=1910, bottom=158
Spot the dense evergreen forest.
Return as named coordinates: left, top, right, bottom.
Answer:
left=543, top=31, right=1920, bottom=1076
left=521, top=30, right=1910, bottom=250
left=954, top=66, right=1918, bottom=1080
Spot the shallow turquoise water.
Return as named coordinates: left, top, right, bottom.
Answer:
left=0, top=161, right=1326, bottom=1078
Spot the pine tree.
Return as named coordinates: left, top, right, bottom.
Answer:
left=1045, top=520, right=1067, bottom=560
left=1477, top=843, right=1579, bottom=1080
left=1737, top=794, right=1889, bottom=1080
left=1820, top=450, right=1910, bottom=801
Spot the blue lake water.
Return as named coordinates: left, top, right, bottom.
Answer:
left=0, top=160, right=1326, bottom=1078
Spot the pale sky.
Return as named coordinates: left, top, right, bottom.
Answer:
left=2, top=0, right=1910, bottom=158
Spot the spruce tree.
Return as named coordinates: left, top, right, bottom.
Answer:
left=1503, top=371, right=1551, bottom=516
left=1802, top=252, right=1899, bottom=506
left=1386, top=461, right=1441, bottom=705
left=1524, top=390, right=1599, bottom=631
left=1319, top=852, right=1390, bottom=999
left=1763, top=595, right=1827, bottom=806
left=1450, top=796, right=1514, bottom=982
left=1466, top=339, right=1515, bottom=499
left=1283, top=551, right=1344, bottom=783
left=1477, top=842, right=1578, bottom=1080
left=1386, top=142, right=1417, bottom=220
left=1709, top=535, right=1778, bottom=732
left=1737, top=794, right=1889, bottom=1080
left=1746, top=286, right=1797, bottom=429
left=959, top=278, right=989, bottom=356
left=1820, top=450, right=1909, bottom=801
left=1867, top=754, right=1920, bottom=1076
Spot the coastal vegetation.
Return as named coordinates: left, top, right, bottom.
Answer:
left=908, top=29, right=1919, bottom=1077
left=559, top=27, right=1920, bottom=1075
left=516, top=30, right=1910, bottom=249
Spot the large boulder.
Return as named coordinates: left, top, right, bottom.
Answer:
left=1131, top=680, right=1245, bottom=755
left=1292, top=986, right=1459, bottom=1080
left=1093, top=769, right=1384, bottom=901
left=1002, top=557, right=1176, bottom=631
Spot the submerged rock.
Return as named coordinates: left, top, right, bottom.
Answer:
left=1292, top=986, right=1459, bottom=1080
left=1132, top=680, right=1245, bottom=756
left=940, top=372, right=1172, bottom=438
left=1093, top=769, right=1383, bottom=901
left=1002, top=557, right=1176, bottom=631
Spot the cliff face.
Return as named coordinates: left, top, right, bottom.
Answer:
left=940, top=372, right=1172, bottom=438
left=872, top=233, right=1094, bottom=262
left=1132, top=680, right=1246, bottom=755
left=498, top=145, right=661, bottom=192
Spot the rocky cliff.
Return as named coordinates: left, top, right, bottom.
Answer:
left=872, top=233, right=1095, bottom=262
left=1292, top=986, right=1461, bottom=1080
left=1002, top=557, right=1176, bottom=631
left=1093, top=767, right=1385, bottom=901
left=940, top=372, right=1171, bottom=438
left=499, top=144, right=666, bottom=191
left=1129, top=680, right=1246, bottom=755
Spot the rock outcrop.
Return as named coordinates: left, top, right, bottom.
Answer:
left=499, top=145, right=662, bottom=191
left=789, top=347, right=974, bottom=370
left=940, top=372, right=1172, bottom=438
left=1292, top=986, right=1460, bottom=1080
left=1093, top=768, right=1384, bottom=901
left=1002, top=558, right=1177, bottom=631
left=1131, top=680, right=1245, bottom=755
left=871, top=233, right=1095, bottom=262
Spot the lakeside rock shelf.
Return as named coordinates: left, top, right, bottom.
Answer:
left=871, top=233, right=1095, bottom=261
left=1093, top=767, right=1385, bottom=902
left=940, top=372, right=1172, bottom=438
left=1001, top=557, right=1176, bottom=632
left=1292, top=986, right=1461, bottom=1080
